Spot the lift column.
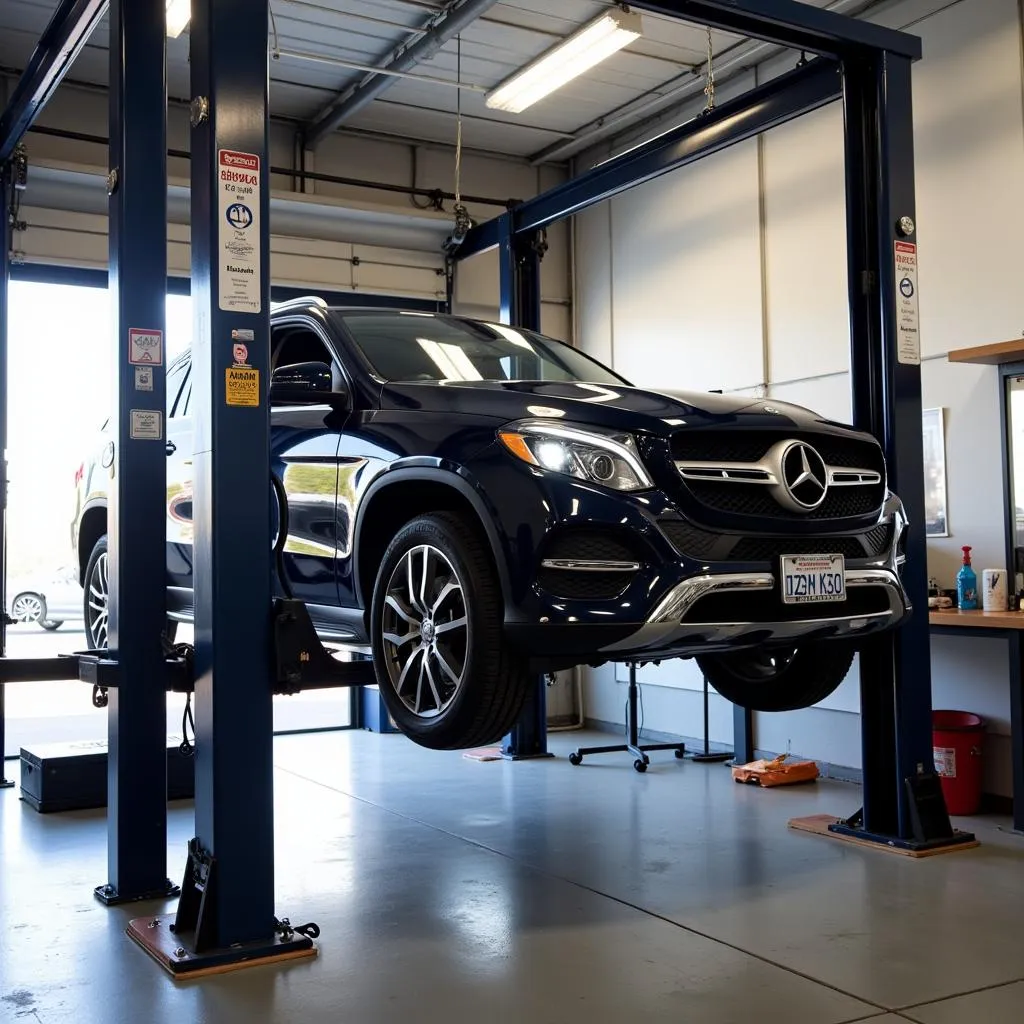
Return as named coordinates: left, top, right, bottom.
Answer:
left=0, top=161, right=12, bottom=789
left=97, top=0, right=175, bottom=904
left=841, top=52, right=963, bottom=847
left=497, top=211, right=553, bottom=761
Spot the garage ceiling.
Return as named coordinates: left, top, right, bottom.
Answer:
left=0, top=0, right=888, bottom=162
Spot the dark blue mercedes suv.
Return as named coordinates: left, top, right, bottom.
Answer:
left=73, top=297, right=909, bottom=749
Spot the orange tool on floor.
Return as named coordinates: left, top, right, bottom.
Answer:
left=731, top=753, right=819, bottom=787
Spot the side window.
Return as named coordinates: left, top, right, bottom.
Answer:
left=271, top=324, right=337, bottom=379
left=167, top=361, right=189, bottom=418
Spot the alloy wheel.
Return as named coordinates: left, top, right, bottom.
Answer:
left=381, top=544, right=468, bottom=719
left=88, top=551, right=109, bottom=649
left=11, top=593, right=43, bottom=623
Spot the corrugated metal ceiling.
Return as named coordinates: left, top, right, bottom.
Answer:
left=0, top=0, right=863, bottom=161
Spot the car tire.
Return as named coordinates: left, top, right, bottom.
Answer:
left=11, top=591, right=46, bottom=624
left=696, top=641, right=856, bottom=712
left=83, top=535, right=109, bottom=650
left=41, top=620, right=64, bottom=632
left=370, top=511, right=530, bottom=750
left=83, top=534, right=180, bottom=651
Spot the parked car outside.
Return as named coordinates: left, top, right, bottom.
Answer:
left=7, top=565, right=82, bottom=631
left=72, top=300, right=909, bottom=750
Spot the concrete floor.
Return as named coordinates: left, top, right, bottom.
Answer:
left=2, top=729, right=1024, bottom=1024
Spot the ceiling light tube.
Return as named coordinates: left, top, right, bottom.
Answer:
left=485, top=8, right=643, bottom=114
left=166, top=0, right=191, bottom=39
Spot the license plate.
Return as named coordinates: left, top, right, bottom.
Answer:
left=781, top=554, right=846, bottom=605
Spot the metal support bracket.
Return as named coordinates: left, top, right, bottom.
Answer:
left=273, top=599, right=376, bottom=692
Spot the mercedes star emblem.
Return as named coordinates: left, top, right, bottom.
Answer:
left=777, top=441, right=828, bottom=512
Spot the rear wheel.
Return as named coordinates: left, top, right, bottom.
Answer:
left=696, top=641, right=855, bottom=712
left=83, top=533, right=178, bottom=650
left=370, top=511, right=530, bottom=750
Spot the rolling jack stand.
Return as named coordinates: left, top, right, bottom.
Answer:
left=569, top=663, right=685, bottom=773
left=685, top=674, right=733, bottom=763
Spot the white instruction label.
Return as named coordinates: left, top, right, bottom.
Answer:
left=134, top=365, right=153, bottom=392
left=894, top=241, right=920, bottom=365
left=129, top=328, right=163, bottom=366
left=933, top=745, right=956, bottom=778
left=218, top=149, right=261, bottom=313
left=130, top=409, right=163, bottom=440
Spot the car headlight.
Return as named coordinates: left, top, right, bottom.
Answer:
left=497, top=421, right=653, bottom=492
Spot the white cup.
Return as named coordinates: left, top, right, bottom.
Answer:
left=983, top=569, right=1008, bottom=612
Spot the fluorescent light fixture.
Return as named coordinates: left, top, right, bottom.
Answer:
left=486, top=9, right=643, bottom=114
left=166, top=0, right=190, bottom=39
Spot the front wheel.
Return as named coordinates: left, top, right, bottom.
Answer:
left=370, top=511, right=530, bottom=750
left=696, top=641, right=856, bottom=712
left=41, top=620, right=64, bottom=632
left=11, top=592, right=46, bottom=624
left=83, top=536, right=109, bottom=649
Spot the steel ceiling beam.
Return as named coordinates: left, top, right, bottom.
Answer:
left=0, top=0, right=108, bottom=163
left=303, top=0, right=501, bottom=149
left=629, top=0, right=920, bottom=60
left=454, top=57, right=842, bottom=259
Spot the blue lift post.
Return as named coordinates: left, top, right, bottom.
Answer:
left=127, top=0, right=316, bottom=973
left=0, top=160, right=12, bottom=789
left=95, top=0, right=178, bottom=907
left=496, top=211, right=554, bottom=760
left=456, top=0, right=968, bottom=848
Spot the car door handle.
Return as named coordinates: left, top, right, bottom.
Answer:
left=166, top=441, right=176, bottom=455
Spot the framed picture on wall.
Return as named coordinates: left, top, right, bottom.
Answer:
left=922, top=407, right=948, bottom=537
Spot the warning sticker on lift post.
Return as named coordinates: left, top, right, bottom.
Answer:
left=129, top=328, right=163, bottom=366
left=218, top=150, right=261, bottom=314
left=894, top=240, right=920, bottom=366
left=130, top=409, right=162, bottom=440
left=226, top=366, right=260, bottom=407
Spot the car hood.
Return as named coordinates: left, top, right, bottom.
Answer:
left=378, top=380, right=860, bottom=438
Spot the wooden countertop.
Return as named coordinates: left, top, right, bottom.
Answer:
left=948, top=339, right=1024, bottom=365
left=930, top=609, right=1024, bottom=630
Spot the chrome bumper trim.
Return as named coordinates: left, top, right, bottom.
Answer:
left=600, top=566, right=909, bottom=655
left=540, top=559, right=641, bottom=572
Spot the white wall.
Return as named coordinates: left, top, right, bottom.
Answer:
left=3, top=78, right=571, bottom=333
left=575, top=0, right=1023, bottom=795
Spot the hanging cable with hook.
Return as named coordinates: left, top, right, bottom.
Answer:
left=448, top=33, right=472, bottom=249
left=703, top=26, right=715, bottom=113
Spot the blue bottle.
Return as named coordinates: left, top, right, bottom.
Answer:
left=957, top=545, right=978, bottom=611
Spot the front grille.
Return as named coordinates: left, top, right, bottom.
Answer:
left=729, top=536, right=867, bottom=561
left=660, top=517, right=894, bottom=563
left=685, top=586, right=891, bottom=625
left=536, top=569, right=632, bottom=600
left=685, top=479, right=883, bottom=520
left=671, top=429, right=886, bottom=522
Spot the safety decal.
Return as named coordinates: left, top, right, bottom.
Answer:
left=129, top=328, right=163, bottom=366
left=226, top=366, right=260, bottom=407
left=218, top=149, right=261, bottom=313
left=894, top=240, right=920, bottom=366
left=130, top=409, right=163, bottom=440
left=134, top=365, right=154, bottom=392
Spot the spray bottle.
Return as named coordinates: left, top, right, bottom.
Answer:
left=957, top=545, right=978, bottom=611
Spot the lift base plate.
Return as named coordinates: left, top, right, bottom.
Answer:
left=789, top=814, right=979, bottom=857
left=95, top=880, right=181, bottom=906
left=127, top=915, right=316, bottom=979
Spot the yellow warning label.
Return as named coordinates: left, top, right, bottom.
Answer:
left=226, top=366, right=260, bottom=407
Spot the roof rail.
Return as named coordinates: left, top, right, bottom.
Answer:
left=271, top=295, right=328, bottom=313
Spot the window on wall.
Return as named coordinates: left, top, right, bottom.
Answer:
left=2, top=277, right=356, bottom=759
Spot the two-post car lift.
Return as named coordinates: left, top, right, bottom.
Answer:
left=0, top=0, right=970, bottom=977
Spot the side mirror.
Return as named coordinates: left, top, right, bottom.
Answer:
left=270, top=361, right=338, bottom=405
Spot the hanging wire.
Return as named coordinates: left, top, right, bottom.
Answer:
left=454, top=33, right=463, bottom=208
left=269, top=2, right=281, bottom=60
left=703, top=26, right=715, bottom=112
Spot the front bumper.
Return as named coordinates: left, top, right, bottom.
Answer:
left=598, top=565, right=909, bottom=657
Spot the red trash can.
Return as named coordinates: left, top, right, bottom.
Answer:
left=932, top=711, right=985, bottom=815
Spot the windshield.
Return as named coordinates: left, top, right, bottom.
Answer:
left=334, top=311, right=628, bottom=386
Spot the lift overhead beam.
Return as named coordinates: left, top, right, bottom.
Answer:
left=0, top=0, right=108, bottom=163
left=455, top=57, right=843, bottom=259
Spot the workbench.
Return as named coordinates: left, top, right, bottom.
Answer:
left=929, top=610, right=1024, bottom=830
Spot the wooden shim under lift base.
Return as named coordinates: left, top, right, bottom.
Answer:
left=127, top=915, right=317, bottom=980
left=788, top=814, right=981, bottom=858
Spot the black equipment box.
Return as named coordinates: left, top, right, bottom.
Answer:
left=19, top=738, right=194, bottom=813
